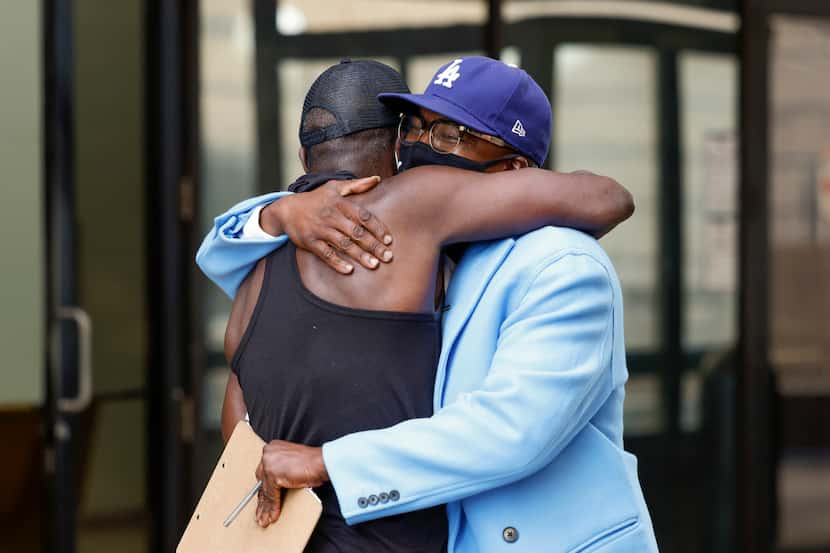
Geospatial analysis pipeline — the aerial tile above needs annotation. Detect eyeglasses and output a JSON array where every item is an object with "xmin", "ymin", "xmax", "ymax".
[{"xmin": 397, "ymin": 113, "xmax": 511, "ymax": 154}]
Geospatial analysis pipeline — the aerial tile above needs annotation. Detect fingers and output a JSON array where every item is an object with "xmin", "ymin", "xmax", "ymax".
[
  {"xmin": 256, "ymin": 489, "xmax": 268, "ymax": 526},
  {"xmin": 324, "ymin": 226, "xmax": 384, "ymax": 270},
  {"xmin": 335, "ymin": 200, "xmax": 393, "ymax": 260},
  {"xmin": 256, "ymin": 488, "xmax": 282, "ymax": 527},
  {"xmin": 309, "ymin": 239, "xmax": 354, "ymax": 274},
  {"xmin": 256, "ymin": 442, "xmax": 287, "ymax": 527},
  {"xmin": 269, "ymin": 489, "xmax": 283, "ymax": 524},
  {"xmin": 337, "ymin": 175, "xmax": 381, "ymax": 196},
  {"xmin": 255, "ymin": 460, "xmax": 271, "ymax": 526},
  {"xmin": 350, "ymin": 223, "xmax": 393, "ymax": 264}
]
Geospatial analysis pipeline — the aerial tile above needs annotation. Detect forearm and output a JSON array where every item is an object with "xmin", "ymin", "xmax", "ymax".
[
  {"xmin": 258, "ymin": 200, "xmax": 287, "ymax": 237},
  {"xmin": 194, "ymin": 192, "xmax": 291, "ymax": 298},
  {"xmin": 401, "ymin": 166, "xmax": 633, "ymax": 245},
  {"xmin": 479, "ymin": 169, "xmax": 634, "ymax": 238},
  {"xmin": 564, "ymin": 170, "xmax": 634, "ymax": 237},
  {"xmin": 325, "ymin": 362, "xmax": 610, "ymax": 525},
  {"xmin": 323, "ymin": 253, "xmax": 616, "ymax": 524},
  {"xmin": 221, "ymin": 373, "xmax": 247, "ymax": 444},
  {"xmin": 221, "ymin": 409, "xmax": 246, "ymax": 445}
]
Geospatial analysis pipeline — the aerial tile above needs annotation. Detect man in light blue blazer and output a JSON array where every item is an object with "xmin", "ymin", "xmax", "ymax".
[{"xmin": 197, "ymin": 57, "xmax": 658, "ymax": 552}]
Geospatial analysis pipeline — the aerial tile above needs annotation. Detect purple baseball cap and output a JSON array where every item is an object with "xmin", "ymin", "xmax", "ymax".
[{"xmin": 378, "ymin": 56, "xmax": 551, "ymax": 167}]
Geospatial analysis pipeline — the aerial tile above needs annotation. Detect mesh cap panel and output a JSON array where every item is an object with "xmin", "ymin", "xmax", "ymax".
[{"xmin": 299, "ymin": 59, "xmax": 410, "ymax": 148}]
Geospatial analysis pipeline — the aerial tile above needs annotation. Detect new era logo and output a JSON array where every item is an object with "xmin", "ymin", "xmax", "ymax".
[
  {"xmin": 512, "ymin": 119, "xmax": 526, "ymax": 137},
  {"xmin": 433, "ymin": 59, "xmax": 463, "ymax": 89}
]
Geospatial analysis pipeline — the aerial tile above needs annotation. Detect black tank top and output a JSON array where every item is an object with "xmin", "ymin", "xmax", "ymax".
[{"xmin": 232, "ymin": 244, "xmax": 448, "ymax": 553}]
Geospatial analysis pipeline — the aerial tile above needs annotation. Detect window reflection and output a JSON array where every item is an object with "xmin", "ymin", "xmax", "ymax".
[
  {"xmin": 678, "ymin": 51, "xmax": 738, "ymax": 434},
  {"xmin": 769, "ymin": 15, "xmax": 830, "ymax": 375},
  {"xmin": 680, "ymin": 51, "xmax": 738, "ymax": 352},
  {"xmin": 770, "ymin": 15, "xmax": 830, "ymax": 550},
  {"xmin": 554, "ymin": 45, "xmax": 659, "ymax": 351},
  {"xmin": 276, "ymin": 0, "xmax": 485, "ymax": 34},
  {"xmin": 553, "ymin": 44, "xmax": 660, "ymax": 435},
  {"xmin": 199, "ymin": 0, "xmax": 257, "ymax": 441}
]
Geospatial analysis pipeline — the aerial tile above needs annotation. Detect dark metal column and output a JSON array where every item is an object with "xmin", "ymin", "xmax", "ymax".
[
  {"xmin": 43, "ymin": 0, "xmax": 78, "ymax": 551},
  {"xmin": 255, "ymin": 0, "xmax": 280, "ymax": 192},
  {"xmin": 737, "ymin": 1, "xmax": 774, "ymax": 551},
  {"xmin": 484, "ymin": 0, "xmax": 502, "ymax": 59},
  {"xmin": 508, "ymin": 20, "xmax": 553, "ymax": 166},
  {"xmin": 145, "ymin": 0, "xmax": 196, "ymax": 550},
  {"xmin": 657, "ymin": 50, "xmax": 683, "ymax": 438}
]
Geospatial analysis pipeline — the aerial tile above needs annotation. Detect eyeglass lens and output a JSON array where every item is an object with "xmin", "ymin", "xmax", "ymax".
[{"xmin": 399, "ymin": 114, "xmax": 463, "ymax": 154}]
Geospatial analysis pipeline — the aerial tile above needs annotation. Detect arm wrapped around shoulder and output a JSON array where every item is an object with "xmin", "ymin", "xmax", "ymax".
[
  {"xmin": 195, "ymin": 191, "xmax": 290, "ymax": 299},
  {"xmin": 323, "ymin": 251, "xmax": 618, "ymax": 524}
]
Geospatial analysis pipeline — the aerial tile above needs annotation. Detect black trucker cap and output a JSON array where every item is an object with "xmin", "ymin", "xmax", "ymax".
[{"xmin": 299, "ymin": 59, "xmax": 410, "ymax": 148}]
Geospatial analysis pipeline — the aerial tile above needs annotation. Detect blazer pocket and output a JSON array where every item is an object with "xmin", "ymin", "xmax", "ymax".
[{"xmin": 567, "ymin": 517, "xmax": 639, "ymax": 553}]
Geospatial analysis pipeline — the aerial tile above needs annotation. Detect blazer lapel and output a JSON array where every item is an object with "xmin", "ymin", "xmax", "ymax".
[{"xmin": 434, "ymin": 238, "xmax": 515, "ymax": 408}]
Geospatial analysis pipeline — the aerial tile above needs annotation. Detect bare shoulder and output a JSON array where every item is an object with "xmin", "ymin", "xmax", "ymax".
[
  {"xmin": 360, "ymin": 166, "xmax": 472, "ymax": 227},
  {"xmin": 382, "ymin": 165, "xmax": 472, "ymax": 195},
  {"xmin": 223, "ymin": 258, "xmax": 268, "ymax": 363}
]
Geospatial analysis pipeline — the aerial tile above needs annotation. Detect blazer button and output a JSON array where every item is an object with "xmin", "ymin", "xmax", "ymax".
[
  {"xmin": 368, "ymin": 495, "xmax": 379, "ymax": 505},
  {"xmin": 502, "ymin": 527, "xmax": 519, "ymax": 543},
  {"xmin": 357, "ymin": 497, "xmax": 368, "ymax": 509},
  {"xmin": 389, "ymin": 490, "xmax": 400, "ymax": 501},
  {"xmin": 379, "ymin": 492, "xmax": 389, "ymax": 503}
]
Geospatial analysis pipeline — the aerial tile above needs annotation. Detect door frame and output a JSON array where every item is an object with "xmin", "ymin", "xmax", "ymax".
[
  {"xmin": 737, "ymin": 1, "xmax": 772, "ymax": 552},
  {"xmin": 43, "ymin": 0, "xmax": 82, "ymax": 551},
  {"xmin": 43, "ymin": 1, "xmax": 198, "ymax": 551},
  {"xmin": 145, "ymin": 0, "xmax": 200, "ymax": 551}
]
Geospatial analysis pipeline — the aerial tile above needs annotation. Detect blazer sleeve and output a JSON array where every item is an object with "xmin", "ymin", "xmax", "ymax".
[
  {"xmin": 322, "ymin": 251, "xmax": 618, "ymax": 525},
  {"xmin": 194, "ymin": 192, "xmax": 292, "ymax": 299}
]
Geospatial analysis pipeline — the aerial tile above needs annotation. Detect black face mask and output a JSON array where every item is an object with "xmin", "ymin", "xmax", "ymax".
[{"xmin": 397, "ymin": 141, "xmax": 520, "ymax": 173}]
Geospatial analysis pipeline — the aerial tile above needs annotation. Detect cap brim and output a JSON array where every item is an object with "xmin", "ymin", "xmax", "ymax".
[{"xmin": 378, "ymin": 92, "xmax": 499, "ymax": 137}]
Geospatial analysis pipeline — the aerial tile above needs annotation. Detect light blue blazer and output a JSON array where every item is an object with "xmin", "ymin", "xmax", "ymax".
[{"xmin": 196, "ymin": 193, "xmax": 659, "ymax": 553}]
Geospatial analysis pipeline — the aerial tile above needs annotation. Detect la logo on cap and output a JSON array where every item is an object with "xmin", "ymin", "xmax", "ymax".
[
  {"xmin": 433, "ymin": 59, "xmax": 463, "ymax": 89},
  {"xmin": 512, "ymin": 119, "xmax": 527, "ymax": 137}
]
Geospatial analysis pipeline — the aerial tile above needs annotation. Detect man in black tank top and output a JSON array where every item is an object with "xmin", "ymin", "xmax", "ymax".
[
  {"xmin": 232, "ymin": 243, "xmax": 447, "ymax": 553},
  {"xmin": 225, "ymin": 60, "xmax": 450, "ymax": 553},
  {"xmin": 220, "ymin": 60, "xmax": 634, "ymax": 552}
]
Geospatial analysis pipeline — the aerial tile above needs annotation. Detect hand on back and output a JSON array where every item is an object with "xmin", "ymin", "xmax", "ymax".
[{"xmin": 261, "ymin": 176, "xmax": 394, "ymax": 274}]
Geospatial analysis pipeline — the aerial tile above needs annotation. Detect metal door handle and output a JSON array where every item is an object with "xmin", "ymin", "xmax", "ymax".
[{"xmin": 52, "ymin": 307, "xmax": 93, "ymax": 413}]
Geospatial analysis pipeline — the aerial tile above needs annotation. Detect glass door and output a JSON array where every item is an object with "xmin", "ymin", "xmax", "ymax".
[
  {"xmin": 769, "ymin": 14, "xmax": 830, "ymax": 552},
  {"xmin": 547, "ymin": 29, "xmax": 739, "ymax": 552},
  {"xmin": 44, "ymin": 2, "xmax": 153, "ymax": 552}
]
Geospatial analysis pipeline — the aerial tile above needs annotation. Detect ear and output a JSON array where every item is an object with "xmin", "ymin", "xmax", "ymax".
[
  {"xmin": 299, "ymin": 147, "xmax": 309, "ymax": 173},
  {"xmin": 508, "ymin": 156, "xmax": 531, "ymax": 170}
]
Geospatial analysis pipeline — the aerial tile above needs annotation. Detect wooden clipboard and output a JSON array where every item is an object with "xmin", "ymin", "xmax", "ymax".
[{"xmin": 177, "ymin": 421, "xmax": 322, "ymax": 553}]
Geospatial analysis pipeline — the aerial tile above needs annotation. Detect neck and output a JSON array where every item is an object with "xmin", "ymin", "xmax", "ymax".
[{"xmin": 310, "ymin": 162, "xmax": 394, "ymax": 179}]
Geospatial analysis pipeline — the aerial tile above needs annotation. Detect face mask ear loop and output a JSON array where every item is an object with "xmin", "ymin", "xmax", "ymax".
[{"xmin": 394, "ymin": 114, "xmax": 405, "ymax": 173}]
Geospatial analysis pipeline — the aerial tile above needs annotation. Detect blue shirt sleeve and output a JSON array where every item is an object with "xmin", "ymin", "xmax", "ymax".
[
  {"xmin": 195, "ymin": 192, "xmax": 292, "ymax": 298},
  {"xmin": 322, "ymin": 251, "xmax": 617, "ymax": 524}
]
